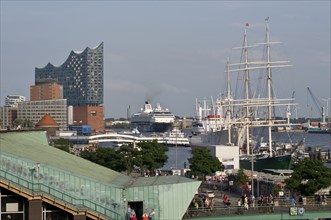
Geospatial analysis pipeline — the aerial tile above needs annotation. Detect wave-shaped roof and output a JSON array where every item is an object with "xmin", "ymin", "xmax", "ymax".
[{"xmin": 36, "ymin": 42, "xmax": 103, "ymax": 69}]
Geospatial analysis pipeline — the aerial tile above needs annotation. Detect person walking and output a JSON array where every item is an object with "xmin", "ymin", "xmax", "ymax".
[
  {"xmin": 290, "ymin": 196, "xmax": 296, "ymax": 206},
  {"xmin": 130, "ymin": 213, "xmax": 137, "ymax": 220},
  {"xmin": 149, "ymin": 209, "xmax": 155, "ymax": 220},
  {"xmin": 127, "ymin": 205, "xmax": 132, "ymax": 220},
  {"xmin": 237, "ymin": 199, "xmax": 242, "ymax": 214},
  {"xmin": 142, "ymin": 210, "xmax": 149, "ymax": 220}
]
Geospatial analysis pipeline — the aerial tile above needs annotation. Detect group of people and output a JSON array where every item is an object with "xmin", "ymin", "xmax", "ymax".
[
  {"xmin": 292, "ymin": 193, "xmax": 327, "ymax": 206},
  {"xmin": 127, "ymin": 206, "xmax": 137, "ymax": 220},
  {"xmin": 127, "ymin": 205, "xmax": 155, "ymax": 220},
  {"xmin": 256, "ymin": 194, "xmax": 275, "ymax": 213},
  {"xmin": 190, "ymin": 197, "xmax": 215, "ymax": 210},
  {"xmin": 316, "ymin": 193, "xmax": 328, "ymax": 205},
  {"xmin": 237, "ymin": 194, "xmax": 253, "ymax": 209},
  {"xmin": 202, "ymin": 196, "xmax": 215, "ymax": 209}
]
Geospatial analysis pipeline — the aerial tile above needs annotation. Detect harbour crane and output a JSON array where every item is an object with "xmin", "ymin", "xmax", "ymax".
[{"xmin": 307, "ymin": 87, "xmax": 325, "ymax": 123}]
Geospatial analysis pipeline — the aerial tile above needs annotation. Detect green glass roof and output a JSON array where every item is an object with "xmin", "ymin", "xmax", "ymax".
[{"xmin": 0, "ymin": 131, "xmax": 131, "ymax": 187}]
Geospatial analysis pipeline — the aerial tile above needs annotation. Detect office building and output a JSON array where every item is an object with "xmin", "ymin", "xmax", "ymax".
[
  {"xmin": 35, "ymin": 43, "xmax": 104, "ymax": 132},
  {"xmin": 17, "ymin": 99, "xmax": 68, "ymax": 130},
  {"xmin": 5, "ymin": 95, "xmax": 26, "ymax": 107},
  {"xmin": 0, "ymin": 106, "xmax": 17, "ymax": 129},
  {"xmin": 72, "ymin": 106, "xmax": 104, "ymax": 132},
  {"xmin": 30, "ymin": 79, "xmax": 63, "ymax": 101},
  {"xmin": 35, "ymin": 43, "xmax": 103, "ymax": 107}
]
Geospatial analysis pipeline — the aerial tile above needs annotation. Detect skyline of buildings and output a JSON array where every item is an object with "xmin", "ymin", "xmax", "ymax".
[
  {"xmin": 0, "ymin": 43, "xmax": 105, "ymax": 132},
  {"xmin": 35, "ymin": 43, "xmax": 104, "ymax": 107}
]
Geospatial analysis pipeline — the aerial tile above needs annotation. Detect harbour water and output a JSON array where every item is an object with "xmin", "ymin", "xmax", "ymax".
[
  {"xmin": 162, "ymin": 132, "xmax": 331, "ymax": 170},
  {"xmin": 109, "ymin": 128, "xmax": 330, "ymax": 170}
]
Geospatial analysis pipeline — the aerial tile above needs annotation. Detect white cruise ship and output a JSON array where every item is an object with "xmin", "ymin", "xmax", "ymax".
[{"xmin": 130, "ymin": 102, "xmax": 175, "ymax": 132}]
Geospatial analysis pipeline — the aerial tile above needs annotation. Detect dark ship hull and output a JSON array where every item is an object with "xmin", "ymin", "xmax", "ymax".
[
  {"xmin": 131, "ymin": 122, "xmax": 172, "ymax": 133},
  {"xmin": 239, "ymin": 154, "xmax": 294, "ymax": 172}
]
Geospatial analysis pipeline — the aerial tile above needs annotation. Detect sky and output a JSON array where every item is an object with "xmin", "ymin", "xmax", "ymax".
[{"xmin": 1, "ymin": 1, "xmax": 330, "ymax": 119}]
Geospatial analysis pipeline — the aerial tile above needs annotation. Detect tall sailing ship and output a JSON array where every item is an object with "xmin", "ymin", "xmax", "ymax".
[{"xmin": 189, "ymin": 18, "xmax": 305, "ymax": 171}]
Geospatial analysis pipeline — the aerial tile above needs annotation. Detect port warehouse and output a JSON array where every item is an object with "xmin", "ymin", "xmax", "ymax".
[{"xmin": 0, "ymin": 131, "xmax": 200, "ymax": 219}]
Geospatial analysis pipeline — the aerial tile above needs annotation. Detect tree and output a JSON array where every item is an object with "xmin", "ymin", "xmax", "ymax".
[
  {"xmin": 188, "ymin": 147, "xmax": 224, "ymax": 180},
  {"xmin": 80, "ymin": 141, "xmax": 168, "ymax": 175},
  {"xmin": 23, "ymin": 118, "xmax": 33, "ymax": 128},
  {"xmin": 53, "ymin": 138, "xmax": 73, "ymax": 153},
  {"xmin": 235, "ymin": 168, "xmax": 249, "ymax": 194},
  {"xmin": 285, "ymin": 158, "xmax": 331, "ymax": 196},
  {"xmin": 80, "ymin": 148, "xmax": 127, "ymax": 172},
  {"xmin": 13, "ymin": 118, "xmax": 23, "ymax": 128},
  {"xmin": 236, "ymin": 168, "xmax": 249, "ymax": 186},
  {"xmin": 109, "ymin": 123, "xmax": 130, "ymax": 129},
  {"xmin": 119, "ymin": 145, "xmax": 141, "ymax": 175},
  {"xmin": 138, "ymin": 141, "xmax": 168, "ymax": 172}
]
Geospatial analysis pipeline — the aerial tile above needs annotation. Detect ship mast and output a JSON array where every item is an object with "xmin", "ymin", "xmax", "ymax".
[
  {"xmin": 265, "ymin": 18, "xmax": 273, "ymax": 157},
  {"xmin": 226, "ymin": 59, "xmax": 232, "ymax": 144},
  {"xmin": 258, "ymin": 17, "xmax": 293, "ymax": 157},
  {"xmin": 227, "ymin": 19, "xmax": 293, "ymax": 156},
  {"xmin": 243, "ymin": 25, "xmax": 251, "ymax": 155}
]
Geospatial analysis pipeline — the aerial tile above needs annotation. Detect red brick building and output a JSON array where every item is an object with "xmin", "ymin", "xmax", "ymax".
[
  {"xmin": 30, "ymin": 80, "xmax": 63, "ymax": 101},
  {"xmin": 73, "ymin": 106, "xmax": 104, "ymax": 132}
]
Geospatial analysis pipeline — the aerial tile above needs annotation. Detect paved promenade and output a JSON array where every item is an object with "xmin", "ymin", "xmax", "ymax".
[
  {"xmin": 184, "ymin": 181, "xmax": 331, "ymax": 219},
  {"xmin": 183, "ymin": 198, "xmax": 331, "ymax": 219}
]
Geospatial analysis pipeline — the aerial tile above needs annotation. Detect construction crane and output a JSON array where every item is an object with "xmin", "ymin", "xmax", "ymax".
[
  {"xmin": 286, "ymin": 91, "xmax": 296, "ymax": 124},
  {"xmin": 307, "ymin": 87, "xmax": 325, "ymax": 123},
  {"xmin": 289, "ymin": 91, "xmax": 298, "ymax": 119}
]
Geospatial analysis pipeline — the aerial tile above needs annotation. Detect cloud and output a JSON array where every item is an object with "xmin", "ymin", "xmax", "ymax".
[
  {"xmin": 105, "ymin": 79, "xmax": 147, "ymax": 94},
  {"xmin": 144, "ymin": 83, "xmax": 190, "ymax": 103},
  {"xmin": 221, "ymin": 2, "xmax": 249, "ymax": 11},
  {"xmin": 107, "ymin": 53, "xmax": 126, "ymax": 63},
  {"xmin": 159, "ymin": 83, "xmax": 189, "ymax": 94},
  {"xmin": 104, "ymin": 79, "xmax": 189, "ymax": 97},
  {"xmin": 282, "ymin": 13, "xmax": 305, "ymax": 20},
  {"xmin": 311, "ymin": 50, "xmax": 331, "ymax": 66}
]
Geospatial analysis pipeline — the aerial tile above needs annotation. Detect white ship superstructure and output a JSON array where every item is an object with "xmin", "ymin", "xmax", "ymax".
[
  {"xmin": 130, "ymin": 102, "xmax": 175, "ymax": 132},
  {"xmin": 190, "ymin": 97, "xmax": 236, "ymax": 148}
]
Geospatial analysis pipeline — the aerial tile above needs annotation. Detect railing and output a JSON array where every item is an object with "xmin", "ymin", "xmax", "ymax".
[
  {"xmin": 0, "ymin": 169, "xmax": 122, "ymax": 220},
  {"xmin": 183, "ymin": 197, "xmax": 331, "ymax": 219}
]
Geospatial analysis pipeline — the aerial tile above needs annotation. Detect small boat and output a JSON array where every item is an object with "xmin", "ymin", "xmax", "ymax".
[{"xmin": 161, "ymin": 127, "xmax": 190, "ymax": 146}]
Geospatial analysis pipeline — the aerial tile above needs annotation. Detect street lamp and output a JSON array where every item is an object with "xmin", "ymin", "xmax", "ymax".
[
  {"xmin": 73, "ymin": 120, "xmax": 83, "ymax": 145},
  {"xmin": 257, "ymin": 175, "xmax": 260, "ymax": 198},
  {"xmin": 175, "ymin": 128, "xmax": 178, "ymax": 170},
  {"xmin": 29, "ymin": 167, "xmax": 35, "ymax": 192},
  {"xmin": 36, "ymin": 163, "xmax": 40, "ymax": 190},
  {"xmin": 251, "ymin": 154, "xmax": 254, "ymax": 197},
  {"xmin": 29, "ymin": 163, "xmax": 40, "ymax": 192}
]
